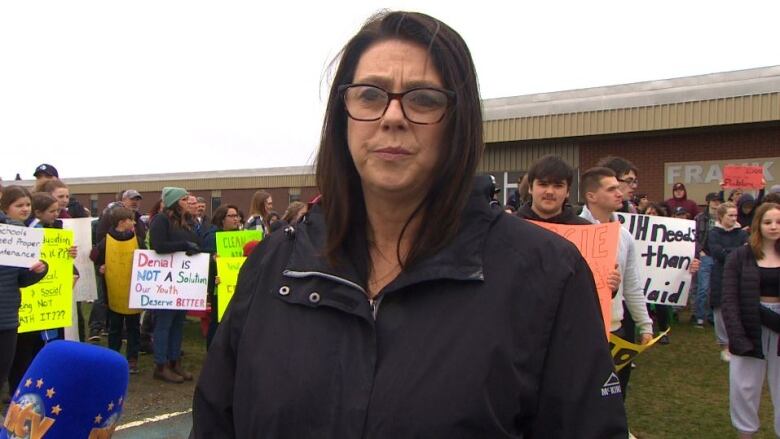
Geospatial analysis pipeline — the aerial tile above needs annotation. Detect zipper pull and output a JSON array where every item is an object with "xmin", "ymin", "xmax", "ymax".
[{"xmin": 369, "ymin": 298, "xmax": 378, "ymax": 320}]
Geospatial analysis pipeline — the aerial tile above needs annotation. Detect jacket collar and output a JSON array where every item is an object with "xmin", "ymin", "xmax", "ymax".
[
  {"xmin": 517, "ymin": 203, "xmax": 581, "ymax": 224},
  {"xmin": 284, "ymin": 188, "xmax": 500, "ymax": 295},
  {"xmin": 579, "ymin": 205, "xmax": 617, "ymax": 224}
]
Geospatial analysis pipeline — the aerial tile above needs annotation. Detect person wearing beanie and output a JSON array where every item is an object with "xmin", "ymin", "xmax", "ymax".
[{"xmin": 147, "ymin": 186, "xmax": 200, "ymax": 383}]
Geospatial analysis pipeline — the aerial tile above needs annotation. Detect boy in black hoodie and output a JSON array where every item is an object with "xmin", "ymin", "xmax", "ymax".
[{"xmin": 90, "ymin": 207, "xmax": 146, "ymax": 373}]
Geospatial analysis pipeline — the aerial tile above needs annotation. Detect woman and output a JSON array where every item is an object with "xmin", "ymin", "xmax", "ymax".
[
  {"xmin": 41, "ymin": 179, "xmax": 73, "ymax": 219},
  {"xmin": 722, "ymin": 202, "xmax": 780, "ymax": 438},
  {"xmin": 707, "ymin": 202, "xmax": 748, "ymax": 361},
  {"xmin": 147, "ymin": 187, "xmax": 200, "ymax": 384},
  {"xmin": 192, "ymin": 11, "xmax": 625, "ymax": 438},
  {"xmin": 245, "ymin": 190, "xmax": 272, "ymax": 234},
  {"xmin": 202, "ymin": 204, "xmax": 242, "ymax": 348},
  {"xmin": 0, "ymin": 186, "xmax": 47, "ymax": 397}
]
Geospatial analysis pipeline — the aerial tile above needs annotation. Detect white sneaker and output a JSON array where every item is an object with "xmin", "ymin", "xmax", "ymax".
[{"xmin": 720, "ymin": 350, "xmax": 732, "ymax": 362}]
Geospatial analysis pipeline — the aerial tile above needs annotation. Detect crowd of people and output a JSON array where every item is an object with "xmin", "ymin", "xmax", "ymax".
[{"xmin": 2, "ymin": 10, "xmax": 780, "ymax": 438}]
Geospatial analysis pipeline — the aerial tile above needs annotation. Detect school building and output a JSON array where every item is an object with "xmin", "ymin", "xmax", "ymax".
[{"xmin": 40, "ymin": 65, "xmax": 780, "ymax": 215}]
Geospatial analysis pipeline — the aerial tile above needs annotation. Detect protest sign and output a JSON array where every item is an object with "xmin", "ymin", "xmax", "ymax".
[
  {"xmin": 723, "ymin": 165, "xmax": 764, "ymax": 189},
  {"xmin": 616, "ymin": 213, "xmax": 696, "ymax": 306},
  {"xmin": 0, "ymin": 223, "xmax": 43, "ymax": 268},
  {"xmin": 529, "ymin": 221, "xmax": 620, "ymax": 338},
  {"xmin": 215, "ymin": 230, "xmax": 263, "ymax": 257},
  {"xmin": 61, "ymin": 218, "xmax": 97, "ymax": 301},
  {"xmin": 609, "ymin": 329, "xmax": 669, "ymax": 371},
  {"xmin": 129, "ymin": 250, "xmax": 209, "ymax": 310},
  {"xmin": 216, "ymin": 257, "xmax": 246, "ymax": 321},
  {"xmin": 19, "ymin": 229, "xmax": 74, "ymax": 333}
]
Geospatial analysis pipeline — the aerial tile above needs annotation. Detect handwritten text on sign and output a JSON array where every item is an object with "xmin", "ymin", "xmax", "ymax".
[
  {"xmin": 215, "ymin": 230, "xmax": 262, "ymax": 257},
  {"xmin": 529, "ymin": 221, "xmax": 619, "ymax": 338},
  {"xmin": 129, "ymin": 250, "xmax": 209, "ymax": 310},
  {"xmin": 723, "ymin": 165, "xmax": 764, "ymax": 189},
  {"xmin": 19, "ymin": 229, "xmax": 74, "ymax": 333},
  {"xmin": 0, "ymin": 223, "xmax": 43, "ymax": 268},
  {"xmin": 616, "ymin": 213, "xmax": 696, "ymax": 306},
  {"xmin": 216, "ymin": 257, "xmax": 246, "ymax": 321}
]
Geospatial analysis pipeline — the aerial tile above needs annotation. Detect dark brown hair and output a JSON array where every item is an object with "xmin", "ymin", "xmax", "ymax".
[
  {"xmin": 165, "ymin": 201, "xmax": 192, "ymax": 231},
  {"xmin": 1, "ymin": 185, "xmax": 32, "ymax": 213},
  {"xmin": 596, "ymin": 156, "xmax": 638, "ymax": 178},
  {"xmin": 749, "ymin": 202, "xmax": 780, "ymax": 260},
  {"xmin": 110, "ymin": 207, "xmax": 135, "ymax": 228},
  {"xmin": 580, "ymin": 167, "xmax": 616, "ymax": 201},
  {"xmin": 31, "ymin": 192, "xmax": 58, "ymax": 214},
  {"xmin": 211, "ymin": 204, "xmax": 240, "ymax": 230},
  {"xmin": 315, "ymin": 11, "xmax": 483, "ymax": 270},
  {"xmin": 527, "ymin": 155, "xmax": 574, "ymax": 188},
  {"xmin": 282, "ymin": 201, "xmax": 307, "ymax": 225}
]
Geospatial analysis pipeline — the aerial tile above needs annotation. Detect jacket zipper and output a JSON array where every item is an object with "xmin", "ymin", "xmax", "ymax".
[{"xmin": 283, "ymin": 270, "xmax": 381, "ymax": 319}]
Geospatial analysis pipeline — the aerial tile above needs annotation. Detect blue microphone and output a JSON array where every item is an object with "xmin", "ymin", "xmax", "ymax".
[{"xmin": 1, "ymin": 340, "xmax": 129, "ymax": 438}]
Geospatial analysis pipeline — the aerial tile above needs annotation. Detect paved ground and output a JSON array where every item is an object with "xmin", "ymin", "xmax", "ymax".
[{"xmin": 114, "ymin": 410, "xmax": 192, "ymax": 438}]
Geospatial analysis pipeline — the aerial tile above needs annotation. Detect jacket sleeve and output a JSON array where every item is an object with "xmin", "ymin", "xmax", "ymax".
[
  {"xmin": 149, "ymin": 215, "xmax": 190, "ymax": 254},
  {"xmin": 721, "ymin": 248, "xmax": 751, "ymax": 355},
  {"xmin": 621, "ymin": 233, "xmax": 653, "ymax": 335},
  {"xmin": 90, "ymin": 238, "xmax": 106, "ymax": 265},
  {"xmin": 191, "ymin": 241, "xmax": 265, "ymax": 438},
  {"xmin": 18, "ymin": 261, "xmax": 48, "ymax": 288},
  {"xmin": 707, "ymin": 230, "xmax": 737, "ymax": 264},
  {"xmin": 528, "ymin": 255, "xmax": 628, "ymax": 438}
]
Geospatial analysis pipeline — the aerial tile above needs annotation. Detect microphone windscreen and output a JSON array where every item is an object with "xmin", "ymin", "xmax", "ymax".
[{"xmin": 1, "ymin": 340, "xmax": 128, "ymax": 438}]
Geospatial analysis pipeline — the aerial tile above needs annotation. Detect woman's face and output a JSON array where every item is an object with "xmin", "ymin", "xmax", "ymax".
[
  {"xmin": 721, "ymin": 208, "xmax": 738, "ymax": 228},
  {"xmin": 177, "ymin": 196, "xmax": 190, "ymax": 212},
  {"xmin": 264, "ymin": 197, "xmax": 273, "ymax": 212},
  {"xmin": 37, "ymin": 203, "xmax": 60, "ymax": 225},
  {"xmin": 5, "ymin": 196, "xmax": 31, "ymax": 221},
  {"xmin": 347, "ymin": 39, "xmax": 446, "ymax": 202},
  {"xmin": 645, "ymin": 207, "xmax": 658, "ymax": 216},
  {"xmin": 222, "ymin": 208, "xmax": 241, "ymax": 231},
  {"xmin": 760, "ymin": 208, "xmax": 780, "ymax": 243},
  {"xmin": 52, "ymin": 187, "xmax": 69, "ymax": 209}
]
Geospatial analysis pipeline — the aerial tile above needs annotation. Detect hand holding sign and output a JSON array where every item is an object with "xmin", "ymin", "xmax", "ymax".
[{"xmin": 723, "ymin": 165, "xmax": 764, "ymax": 189}]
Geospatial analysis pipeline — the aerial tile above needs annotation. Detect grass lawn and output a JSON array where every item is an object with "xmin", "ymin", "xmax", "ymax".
[{"xmin": 627, "ymin": 310, "xmax": 775, "ymax": 438}]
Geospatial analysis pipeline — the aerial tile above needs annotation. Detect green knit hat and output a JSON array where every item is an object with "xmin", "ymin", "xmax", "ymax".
[{"xmin": 162, "ymin": 187, "xmax": 188, "ymax": 209}]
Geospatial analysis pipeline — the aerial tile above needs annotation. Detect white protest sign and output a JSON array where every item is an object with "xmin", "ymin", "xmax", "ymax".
[
  {"xmin": 61, "ymin": 218, "xmax": 97, "ymax": 301},
  {"xmin": 0, "ymin": 223, "xmax": 44, "ymax": 268},
  {"xmin": 129, "ymin": 250, "xmax": 209, "ymax": 310},
  {"xmin": 616, "ymin": 213, "xmax": 696, "ymax": 306}
]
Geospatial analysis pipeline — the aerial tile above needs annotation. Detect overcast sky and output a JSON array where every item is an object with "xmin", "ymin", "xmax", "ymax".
[{"xmin": 1, "ymin": 0, "xmax": 778, "ymax": 180}]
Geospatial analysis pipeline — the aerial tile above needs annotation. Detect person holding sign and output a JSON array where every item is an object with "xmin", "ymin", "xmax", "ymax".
[
  {"xmin": 722, "ymin": 202, "xmax": 780, "ymax": 438},
  {"xmin": 148, "ymin": 186, "xmax": 202, "ymax": 384},
  {"xmin": 0, "ymin": 186, "xmax": 48, "ymax": 403},
  {"xmin": 202, "ymin": 204, "xmax": 242, "ymax": 348},
  {"xmin": 515, "ymin": 155, "xmax": 593, "ymax": 226},
  {"xmin": 193, "ymin": 11, "xmax": 626, "ymax": 438},
  {"xmin": 579, "ymin": 168, "xmax": 653, "ymax": 401},
  {"xmin": 91, "ymin": 207, "xmax": 146, "ymax": 374}
]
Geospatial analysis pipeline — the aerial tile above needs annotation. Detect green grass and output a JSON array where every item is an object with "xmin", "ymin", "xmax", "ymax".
[{"xmin": 627, "ymin": 310, "xmax": 775, "ymax": 438}]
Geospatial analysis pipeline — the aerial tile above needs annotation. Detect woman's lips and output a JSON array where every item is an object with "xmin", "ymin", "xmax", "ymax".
[{"xmin": 373, "ymin": 146, "xmax": 411, "ymax": 160}]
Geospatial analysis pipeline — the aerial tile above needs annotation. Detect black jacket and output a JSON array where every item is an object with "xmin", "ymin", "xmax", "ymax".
[
  {"xmin": 706, "ymin": 225, "xmax": 748, "ymax": 308},
  {"xmin": 722, "ymin": 245, "xmax": 767, "ymax": 358},
  {"xmin": 694, "ymin": 210, "xmax": 715, "ymax": 255},
  {"xmin": 515, "ymin": 203, "xmax": 592, "ymax": 225},
  {"xmin": 192, "ymin": 191, "xmax": 627, "ymax": 438}
]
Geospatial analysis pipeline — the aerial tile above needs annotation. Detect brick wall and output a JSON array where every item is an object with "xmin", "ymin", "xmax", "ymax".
[{"xmin": 579, "ymin": 123, "xmax": 780, "ymax": 204}]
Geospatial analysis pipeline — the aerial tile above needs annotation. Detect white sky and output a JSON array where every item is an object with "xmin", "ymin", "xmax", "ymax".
[{"xmin": 1, "ymin": 0, "xmax": 778, "ymax": 180}]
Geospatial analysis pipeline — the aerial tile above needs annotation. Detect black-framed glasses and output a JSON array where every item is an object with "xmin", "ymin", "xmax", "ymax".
[
  {"xmin": 339, "ymin": 84, "xmax": 455, "ymax": 125},
  {"xmin": 618, "ymin": 178, "xmax": 639, "ymax": 187}
]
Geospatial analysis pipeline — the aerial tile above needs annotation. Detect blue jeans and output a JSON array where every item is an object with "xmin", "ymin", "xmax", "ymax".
[
  {"xmin": 153, "ymin": 310, "xmax": 186, "ymax": 365},
  {"xmin": 695, "ymin": 255, "xmax": 714, "ymax": 321}
]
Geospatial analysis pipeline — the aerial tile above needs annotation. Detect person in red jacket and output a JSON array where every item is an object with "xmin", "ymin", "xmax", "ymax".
[{"xmin": 665, "ymin": 182, "xmax": 700, "ymax": 219}]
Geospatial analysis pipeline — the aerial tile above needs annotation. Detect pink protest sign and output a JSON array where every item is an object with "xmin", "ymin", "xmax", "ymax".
[{"xmin": 723, "ymin": 165, "xmax": 763, "ymax": 189}]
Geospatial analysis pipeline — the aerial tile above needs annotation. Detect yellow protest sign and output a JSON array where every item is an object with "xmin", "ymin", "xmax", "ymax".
[
  {"xmin": 105, "ymin": 235, "xmax": 140, "ymax": 315},
  {"xmin": 216, "ymin": 230, "xmax": 263, "ymax": 257},
  {"xmin": 19, "ymin": 229, "xmax": 74, "ymax": 333},
  {"xmin": 529, "ymin": 221, "xmax": 620, "ymax": 339},
  {"xmin": 216, "ymin": 257, "xmax": 246, "ymax": 321},
  {"xmin": 609, "ymin": 329, "xmax": 669, "ymax": 371}
]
